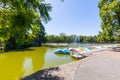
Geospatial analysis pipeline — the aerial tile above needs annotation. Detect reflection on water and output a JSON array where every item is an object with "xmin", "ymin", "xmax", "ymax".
[
  {"xmin": 0, "ymin": 47, "xmax": 76, "ymax": 80},
  {"xmin": 23, "ymin": 58, "xmax": 33, "ymax": 76}
]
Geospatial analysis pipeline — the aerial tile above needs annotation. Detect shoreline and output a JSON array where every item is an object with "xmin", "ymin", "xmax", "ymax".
[
  {"xmin": 21, "ymin": 60, "xmax": 80, "ymax": 80},
  {"xmin": 21, "ymin": 48, "xmax": 112, "ymax": 80}
]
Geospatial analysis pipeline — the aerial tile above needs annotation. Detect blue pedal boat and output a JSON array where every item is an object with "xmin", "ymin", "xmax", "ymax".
[{"xmin": 54, "ymin": 49, "xmax": 70, "ymax": 54}]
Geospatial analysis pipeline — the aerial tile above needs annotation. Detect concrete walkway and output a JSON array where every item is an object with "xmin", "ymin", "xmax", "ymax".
[{"xmin": 74, "ymin": 50, "xmax": 120, "ymax": 80}]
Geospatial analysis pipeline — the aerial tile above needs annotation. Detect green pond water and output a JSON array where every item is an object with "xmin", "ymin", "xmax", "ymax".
[
  {"xmin": 0, "ymin": 43, "xmax": 114, "ymax": 80},
  {"xmin": 0, "ymin": 46, "xmax": 77, "ymax": 80}
]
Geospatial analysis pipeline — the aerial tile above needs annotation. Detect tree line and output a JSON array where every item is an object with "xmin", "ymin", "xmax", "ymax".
[
  {"xmin": 45, "ymin": 34, "xmax": 97, "ymax": 43},
  {"xmin": 45, "ymin": 34, "xmax": 118, "ymax": 43}
]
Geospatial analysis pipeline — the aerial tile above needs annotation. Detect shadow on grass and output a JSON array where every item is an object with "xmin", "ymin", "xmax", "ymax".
[{"xmin": 21, "ymin": 67, "xmax": 64, "ymax": 80}]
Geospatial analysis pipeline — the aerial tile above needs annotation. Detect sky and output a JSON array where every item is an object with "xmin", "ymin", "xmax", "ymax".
[{"xmin": 44, "ymin": 0, "xmax": 101, "ymax": 36}]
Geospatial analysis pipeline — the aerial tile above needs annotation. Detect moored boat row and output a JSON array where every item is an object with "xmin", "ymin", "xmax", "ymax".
[{"xmin": 54, "ymin": 44, "xmax": 117, "ymax": 59}]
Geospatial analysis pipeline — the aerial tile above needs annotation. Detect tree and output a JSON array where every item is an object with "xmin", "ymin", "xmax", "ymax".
[
  {"xmin": 97, "ymin": 31, "xmax": 105, "ymax": 43},
  {"xmin": 33, "ymin": 22, "xmax": 47, "ymax": 46},
  {"xmin": 98, "ymin": 0, "xmax": 120, "ymax": 42},
  {"xmin": 0, "ymin": 0, "xmax": 52, "ymax": 50}
]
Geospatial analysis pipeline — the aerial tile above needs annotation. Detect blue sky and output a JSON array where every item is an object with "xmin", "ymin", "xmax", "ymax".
[{"xmin": 44, "ymin": 0, "xmax": 101, "ymax": 36}]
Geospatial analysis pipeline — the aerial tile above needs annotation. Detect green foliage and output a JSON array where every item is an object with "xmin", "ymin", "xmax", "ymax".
[
  {"xmin": 33, "ymin": 22, "xmax": 46, "ymax": 46},
  {"xmin": 45, "ymin": 35, "xmax": 74, "ymax": 43},
  {"xmin": 45, "ymin": 34, "xmax": 98, "ymax": 43},
  {"xmin": 98, "ymin": 0, "xmax": 120, "ymax": 42},
  {"xmin": 0, "ymin": 0, "xmax": 52, "ymax": 50}
]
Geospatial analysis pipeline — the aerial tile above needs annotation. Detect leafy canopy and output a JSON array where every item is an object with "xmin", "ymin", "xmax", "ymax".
[
  {"xmin": 98, "ymin": 0, "xmax": 120, "ymax": 42},
  {"xmin": 0, "ymin": 0, "xmax": 52, "ymax": 45}
]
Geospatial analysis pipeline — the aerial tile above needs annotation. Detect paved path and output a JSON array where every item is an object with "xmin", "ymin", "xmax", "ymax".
[{"xmin": 74, "ymin": 50, "xmax": 120, "ymax": 80}]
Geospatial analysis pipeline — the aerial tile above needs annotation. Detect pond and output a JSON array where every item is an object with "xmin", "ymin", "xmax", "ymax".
[
  {"xmin": 0, "ymin": 46, "xmax": 77, "ymax": 80},
  {"xmin": 0, "ymin": 43, "xmax": 114, "ymax": 80}
]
